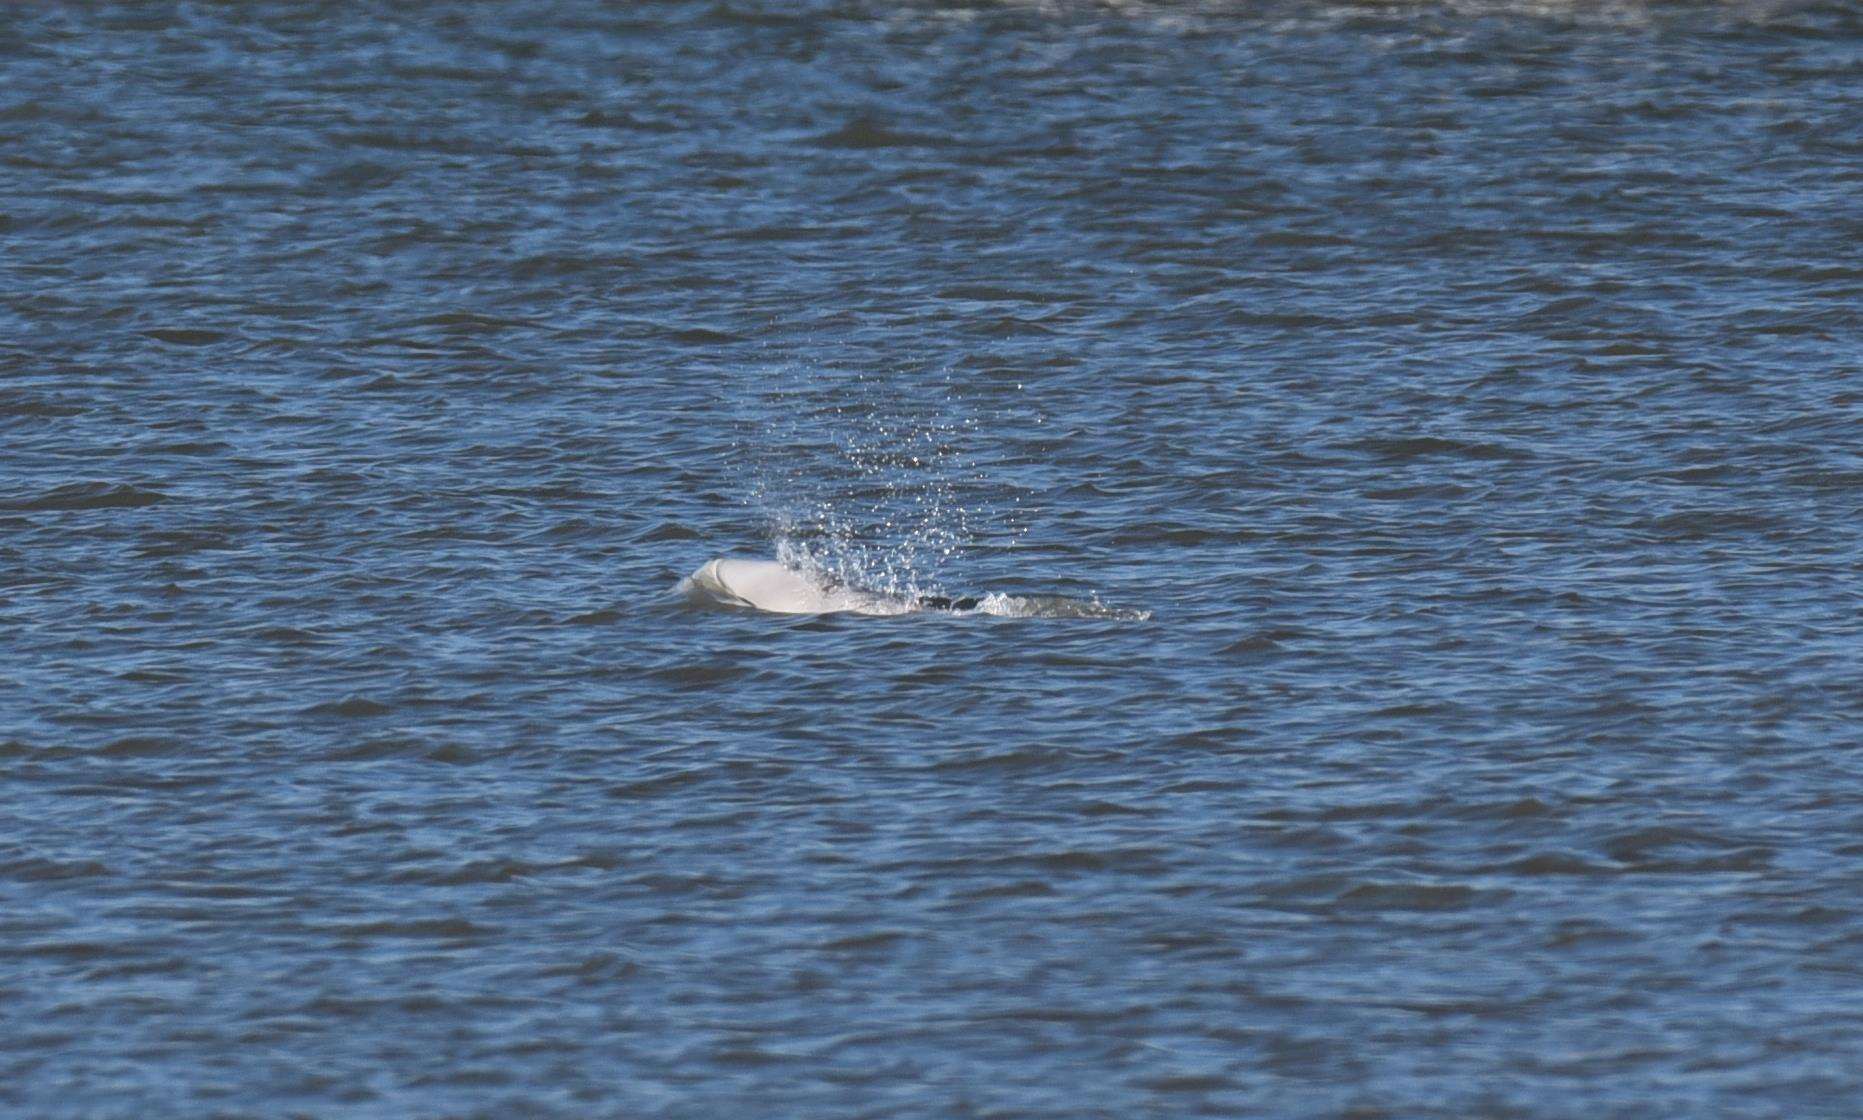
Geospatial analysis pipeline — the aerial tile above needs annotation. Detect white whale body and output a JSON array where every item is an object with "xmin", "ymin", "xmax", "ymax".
[
  {"xmin": 677, "ymin": 557, "xmax": 1151, "ymax": 620},
  {"xmin": 681, "ymin": 558, "xmax": 910, "ymax": 615}
]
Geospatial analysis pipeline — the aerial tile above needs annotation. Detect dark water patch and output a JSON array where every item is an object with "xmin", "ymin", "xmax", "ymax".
[
  {"xmin": 1335, "ymin": 882, "xmax": 1497, "ymax": 913},
  {"xmin": 0, "ymin": 739, "xmax": 80, "ymax": 761},
  {"xmin": 1642, "ymin": 508, "xmax": 1785, "ymax": 540},
  {"xmin": 1336, "ymin": 436, "xmax": 1535, "ymax": 463},
  {"xmin": 1451, "ymin": 797, "xmax": 1564, "ymax": 822},
  {"xmin": 643, "ymin": 662, "xmax": 749, "ymax": 688},
  {"xmin": 80, "ymin": 957, "xmax": 193, "ymax": 982},
  {"xmin": 247, "ymin": 626, "xmax": 332, "ymax": 647},
  {"xmin": 6, "ymin": 482, "xmax": 170, "ymax": 511},
  {"xmin": 141, "ymin": 328, "xmax": 226, "ymax": 347},
  {"xmin": 809, "ymin": 116, "xmax": 950, "ymax": 150},
  {"xmin": 937, "ymin": 285, "xmax": 1056, "ymax": 304},
  {"xmin": 603, "ymin": 769, "xmax": 712, "ymax": 800},
  {"xmin": 96, "ymin": 736, "xmax": 185, "ymax": 758},
  {"xmin": 136, "ymin": 440, "xmax": 236, "ymax": 459},
  {"xmin": 576, "ymin": 107, "xmax": 680, "ymax": 132},
  {"xmin": 0, "ymin": 939, "xmax": 152, "ymax": 963},
  {"xmin": 1600, "ymin": 826, "xmax": 1778, "ymax": 873},
  {"xmin": 562, "ymin": 607, "xmax": 621, "ymax": 625},
  {"xmin": 634, "ymin": 520, "xmax": 700, "ymax": 543},
  {"xmin": 388, "ymin": 859, "xmax": 588, "ymax": 887},
  {"xmin": 538, "ymin": 952, "xmax": 642, "ymax": 982},
  {"xmin": 301, "ymin": 697, "xmax": 395, "ymax": 719},
  {"xmin": 0, "ymin": 856, "xmax": 112, "ymax": 882},
  {"xmin": 133, "ymin": 530, "xmax": 238, "ymax": 558},
  {"xmin": 1489, "ymin": 851, "xmax": 1613, "ymax": 877},
  {"xmin": 927, "ymin": 746, "xmax": 1093, "ymax": 773},
  {"xmin": 322, "ymin": 918, "xmax": 497, "ymax": 941},
  {"xmin": 1133, "ymin": 1072, "xmax": 1240, "ymax": 1094},
  {"xmin": 1219, "ymin": 632, "xmax": 1290, "ymax": 658},
  {"xmin": 0, "ymin": 391, "xmax": 87, "ymax": 419},
  {"xmin": 957, "ymin": 879, "xmax": 1058, "ymax": 901},
  {"xmin": 326, "ymin": 736, "xmax": 471, "ymax": 763}
]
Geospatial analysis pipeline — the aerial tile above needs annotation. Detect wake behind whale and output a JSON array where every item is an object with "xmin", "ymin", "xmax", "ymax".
[{"xmin": 678, "ymin": 558, "xmax": 1148, "ymax": 620}]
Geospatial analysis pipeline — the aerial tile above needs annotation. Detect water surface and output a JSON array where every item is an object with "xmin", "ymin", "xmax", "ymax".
[{"xmin": 3, "ymin": 2, "xmax": 1861, "ymax": 1117}]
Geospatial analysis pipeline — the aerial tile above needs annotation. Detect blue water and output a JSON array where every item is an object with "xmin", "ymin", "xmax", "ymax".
[{"xmin": 4, "ymin": 2, "xmax": 1861, "ymax": 1116}]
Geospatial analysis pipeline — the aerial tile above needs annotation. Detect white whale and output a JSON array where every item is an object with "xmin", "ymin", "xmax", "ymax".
[
  {"xmin": 678, "ymin": 557, "xmax": 1148, "ymax": 620},
  {"xmin": 682, "ymin": 558, "xmax": 909, "ymax": 615}
]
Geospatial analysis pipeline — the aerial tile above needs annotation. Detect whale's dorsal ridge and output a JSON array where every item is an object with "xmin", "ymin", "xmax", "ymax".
[{"xmin": 685, "ymin": 556, "xmax": 921, "ymax": 615}]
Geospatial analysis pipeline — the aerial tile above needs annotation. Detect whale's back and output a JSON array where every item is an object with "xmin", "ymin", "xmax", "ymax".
[
  {"xmin": 685, "ymin": 558, "xmax": 858, "ymax": 614},
  {"xmin": 678, "ymin": 557, "xmax": 1147, "ymax": 619}
]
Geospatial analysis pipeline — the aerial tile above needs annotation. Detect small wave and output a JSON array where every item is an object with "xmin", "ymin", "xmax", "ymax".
[
  {"xmin": 6, "ymin": 481, "xmax": 170, "ymax": 511},
  {"xmin": 301, "ymin": 696, "xmax": 394, "ymax": 718},
  {"xmin": 809, "ymin": 116, "xmax": 952, "ymax": 151}
]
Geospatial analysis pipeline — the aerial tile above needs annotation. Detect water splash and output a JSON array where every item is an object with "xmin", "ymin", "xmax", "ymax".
[
  {"xmin": 971, "ymin": 592, "xmax": 1153, "ymax": 622},
  {"xmin": 717, "ymin": 364, "xmax": 1143, "ymax": 619},
  {"xmin": 735, "ymin": 364, "xmax": 1011, "ymax": 600}
]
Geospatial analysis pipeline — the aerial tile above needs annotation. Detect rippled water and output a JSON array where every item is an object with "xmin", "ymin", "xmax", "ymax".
[{"xmin": 5, "ymin": 2, "xmax": 1861, "ymax": 1116}]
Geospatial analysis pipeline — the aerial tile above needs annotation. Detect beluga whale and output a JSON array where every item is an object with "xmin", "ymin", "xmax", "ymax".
[
  {"xmin": 680, "ymin": 558, "xmax": 976, "ymax": 616},
  {"xmin": 677, "ymin": 557, "xmax": 1147, "ymax": 620}
]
